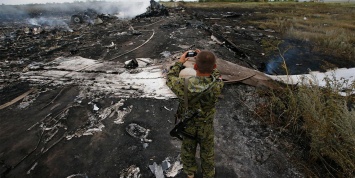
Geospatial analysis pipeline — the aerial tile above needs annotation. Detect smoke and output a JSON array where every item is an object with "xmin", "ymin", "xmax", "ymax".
[
  {"xmin": 264, "ymin": 40, "xmax": 306, "ymax": 75},
  {"xmin": 265, "ymin": 47, "xmax": 302, "ymax": 75},
  {"xmin": 0, "ymin": 1, "xmax": 151, "ymax": 21},
  {"xmin": 265, "ymin": 58, "xmax": 281, "ymax": 75},
  {"xmin": 92, "ymin": 1, "xmax": 150, "ymax": 19},
  {"xmin": 27, "ymin": 17, "xmax": 73, "ymax": 32},
  {"xmin": 264, "ymin": 40, "xmax": 327, "ymax": 75},
  {"xmin": 0, "ymin": 5, "xmax": 31, "ymax": 21}
]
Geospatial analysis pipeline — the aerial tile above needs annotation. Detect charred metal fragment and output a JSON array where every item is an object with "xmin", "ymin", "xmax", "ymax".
[
  {"xmin": 126, "ymin": 123, "xmax": 152, "ymax": 143},
  {"xmin": 135, "ymin": 0, "xmax": 169, "ymax": 19},
  {"xmin": 124, "ymin": 59, "xmax": 139, "ymax": 69},
  {"xmin": 71, "ymin": 8, "xmax": 97, "ymax": 24},
  {"xmin": 222, "ymin": 12, "xmax": 242, "ymax": 18},
  {"xmin": 201, "ymin": 24, "xmax": 259, "ymax": 70},
  {"xmin": 223, "ymin": 37, "xmax": 258, "ymax": 70}
]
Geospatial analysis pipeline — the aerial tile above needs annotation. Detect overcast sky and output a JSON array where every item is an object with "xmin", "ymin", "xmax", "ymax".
[
  {"xmin": 2, "ymin": 0, "xmax": 72, "ymax": 5},
  {"xmin": 1, "ymin": 0, "xmax": 352, "ymax": 5},
  {"xmin": 0, "ymin": 0, "xmax": 198, "ymax": 5}
]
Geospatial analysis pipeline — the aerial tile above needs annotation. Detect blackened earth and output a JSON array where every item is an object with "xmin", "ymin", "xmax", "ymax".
[{"xmin": 1, "ymin": 3, "xmax": 347, "ymax": 178}]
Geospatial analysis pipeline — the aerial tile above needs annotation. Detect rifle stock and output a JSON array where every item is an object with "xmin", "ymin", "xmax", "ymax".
[{"xmin": 170, "ymin": 112, "xmax": 199, "ymax": 141}]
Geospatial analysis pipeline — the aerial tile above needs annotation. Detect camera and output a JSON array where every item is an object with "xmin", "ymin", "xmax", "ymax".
[{"xmin": 186, "ymin": 51, "xmax": 197, "ymax": 57}]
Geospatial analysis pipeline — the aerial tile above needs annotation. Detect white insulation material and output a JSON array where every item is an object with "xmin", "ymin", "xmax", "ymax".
[
  {"xmin": 267, "ymin": 68, "xmax": 355, "ymax": 96},
  {"xmin": 21, "ymin": 56, "xmax": 175, "ymax": 99}
]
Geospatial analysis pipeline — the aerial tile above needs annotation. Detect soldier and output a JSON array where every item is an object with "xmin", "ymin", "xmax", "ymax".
[{"xmin": 166, "ymin": 50, "xmax": 224, "ymax": 178}]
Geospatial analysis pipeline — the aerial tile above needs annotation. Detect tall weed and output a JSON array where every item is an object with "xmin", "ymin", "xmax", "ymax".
[
  {"xmin": 299, "ymin": 78, "xmax": 355, "ymax": 176},
  {"xmin": 266, "ymin": 76, "xmax": 355, "ymax": 176}
]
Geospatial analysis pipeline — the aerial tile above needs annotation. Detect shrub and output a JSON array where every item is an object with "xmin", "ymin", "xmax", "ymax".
[{"xmin": 265, "ymin": 76, "xmax": 355, "ymax": 177}]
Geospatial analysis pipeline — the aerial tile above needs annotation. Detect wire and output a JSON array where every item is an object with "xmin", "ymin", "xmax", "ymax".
[{"xmin": 109, "ymin": 30, "xmax": 155, "ymax": 60}]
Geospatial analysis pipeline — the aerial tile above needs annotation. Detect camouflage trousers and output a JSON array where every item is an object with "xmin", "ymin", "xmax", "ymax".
[{"xmin": 181, "ymin": 121, "xmax": 215, "ymax": 178}]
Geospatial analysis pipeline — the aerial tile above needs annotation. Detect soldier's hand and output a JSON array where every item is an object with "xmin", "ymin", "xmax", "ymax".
[
  {"xmin": 194, "ymin": 49, "xmax": 201, "ymax": 60},
  {"xmin": 179, "ymin": 51, "xmax": 189, "ymax": 63}
]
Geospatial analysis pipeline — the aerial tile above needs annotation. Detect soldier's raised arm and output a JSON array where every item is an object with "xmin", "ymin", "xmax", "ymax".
[{"xmin": 166, "ymin": 51, "xmax": 189, "ymax": 99}]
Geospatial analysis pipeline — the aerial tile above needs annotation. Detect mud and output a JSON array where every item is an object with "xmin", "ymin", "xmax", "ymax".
[{"xmin": 1, "ymin": 2, "xmax": 348, "ymax": 178}]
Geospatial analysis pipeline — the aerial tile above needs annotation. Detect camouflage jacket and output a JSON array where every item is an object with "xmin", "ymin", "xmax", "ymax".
[{"xmin": 166, "ymin": 62, "xmax": 224, "ymax": 123}]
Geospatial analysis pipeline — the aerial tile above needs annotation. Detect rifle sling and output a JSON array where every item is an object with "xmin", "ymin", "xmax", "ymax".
[
  {"xmin": 184, "ymin": 76, "xmax": 217, "ymax": 110},
  {"xmin": 174, "ymin": 77, "xmax": 216, "ymax": 140}
]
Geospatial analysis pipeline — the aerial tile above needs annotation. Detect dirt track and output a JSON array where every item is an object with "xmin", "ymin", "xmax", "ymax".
[{"xmin": 0, "ymin": 3, "xmax": 316, "ymax": 177}]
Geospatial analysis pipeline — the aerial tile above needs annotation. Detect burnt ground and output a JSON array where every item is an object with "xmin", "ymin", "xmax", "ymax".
[{"xmin": 0, "ymin": 3, "xmax": 349, "ymax": 178}]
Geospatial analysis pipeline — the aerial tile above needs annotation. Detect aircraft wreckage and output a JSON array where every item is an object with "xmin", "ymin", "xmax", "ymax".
[
  {"xmin": 16, "ymin": 55, "xmax": 277, "ymax": 99},
  {"xmin": 1, "ymin": 1, "xmax": 355, "ymax": 177},
  {"xmin": 2, "ymin": 53, "xmax": 354, "ymax": 111}
]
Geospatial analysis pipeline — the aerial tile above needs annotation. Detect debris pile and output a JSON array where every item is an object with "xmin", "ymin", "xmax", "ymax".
[
  {"xmin": 20, "ymin": 56, "xmax": 175, "ymax": 99},
  {"xmin": 71, "ymin": 8, "xmax": 113, "ymax": 25},
  {"xmin": 0, "ymin": 2, "xmax": 318, "ymax": 178},
  {"xmin": 0, "ymin": 12, "xmax": 133, "ymax": 89},
  {"xmin": 27, "ymin": 17, "xmax": 73, "ymax": 32},
  {"xmin": 149, "ymin": 156, "xmax": 183, "ymax": 178},
  {"xmin": 135, "ymin": 0, "xmax": 169, "ymax": 19},
  {"xmin": 71, "ymin": 8, "xmax": 97, "ymax": 24},
  {"xmin": 126, "ymin": 123, "xmax": 152, "ymax": 143},
  {"xmin": 120, "ymin": 165, "xmax": 141, "ymax": 178}
]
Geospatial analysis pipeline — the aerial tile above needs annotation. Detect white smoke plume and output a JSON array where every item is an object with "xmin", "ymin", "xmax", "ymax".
[
  {"xmin": 0, "ymin": 1, "xmax": 151, "ymax": 20},
  {"xmin": 93, "ymin": 1, "xmax": 151, "ymax": 18},
  {"xmin": 27, "ymin": 17, "xmax": 73, "ymax": 32}
]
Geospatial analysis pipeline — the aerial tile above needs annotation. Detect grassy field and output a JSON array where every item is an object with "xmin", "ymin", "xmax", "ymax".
[
  {"xmin": 253, "ymin": 3, "xmax": 355, "ymax": 61},
  {"xmin": 165, "ymin": 2, "xmax": 355, "ymax": 61},
  {"xmin": 253, "ymin": 3, "xmax": 355, "ymax": 176}
]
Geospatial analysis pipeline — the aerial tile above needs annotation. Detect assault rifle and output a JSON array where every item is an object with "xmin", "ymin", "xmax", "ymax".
[
  {"xmin": 169, "ymin": 76, "xmax": 217, "ymax": 141},
  {"xmin": 169, "ymin": 111, "xmax": 199, "ymax": 141}
]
